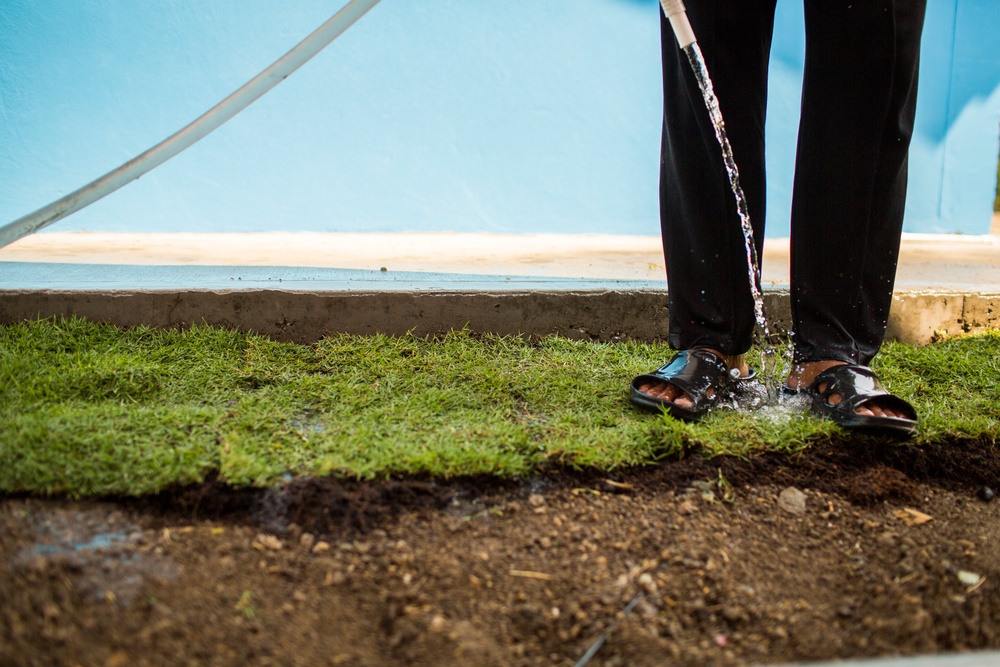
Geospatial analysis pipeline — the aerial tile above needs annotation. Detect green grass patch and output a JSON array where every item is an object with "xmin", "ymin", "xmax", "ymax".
[{"xmin": 2, "ymin": 318, "xmax": 999, "ymax": 497}]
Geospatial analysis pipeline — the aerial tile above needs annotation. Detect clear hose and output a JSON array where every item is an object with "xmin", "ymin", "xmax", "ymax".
[{"xmin": 0, "ymin": 0, "xmax": 383, "ymax": 250}]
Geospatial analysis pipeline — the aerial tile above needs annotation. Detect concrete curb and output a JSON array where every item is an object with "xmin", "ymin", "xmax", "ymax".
[
  {"xmin": 769, "ymin": 650, "xmax": 1000, "ymax": 667},
  {"xmin": 2, "ymin": 289, "xmax": 997, "ymax": 345}
]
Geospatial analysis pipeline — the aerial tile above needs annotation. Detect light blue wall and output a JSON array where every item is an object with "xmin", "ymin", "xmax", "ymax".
[
  {"xmin": 1, "ymin": 0, "xmax": 997, "ymax": 237},
  {"xmin": 905, "ymin": 0, "xmax": 1000, "ymax": 233}
]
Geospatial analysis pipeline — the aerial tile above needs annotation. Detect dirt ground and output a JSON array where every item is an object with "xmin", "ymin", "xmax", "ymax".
[{"xmin": 2, "ymin": 438, "xmax": 999, "ymax": 667}]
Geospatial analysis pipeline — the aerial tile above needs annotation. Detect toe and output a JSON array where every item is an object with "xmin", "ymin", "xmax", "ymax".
[
  {"xmin": 869, "ymin": 404, "xmax": 890, "ymax": 418},
  {"xmin": 671, "ymin": 392, "xmax": 695, "ymax": 409},
  {"xmin": 637, "ymin": 380, "xmax": 690, "ymax": 406},
  {"xmin": 855, "ymin": 400, "xmax": 906, "ymax": 420}
]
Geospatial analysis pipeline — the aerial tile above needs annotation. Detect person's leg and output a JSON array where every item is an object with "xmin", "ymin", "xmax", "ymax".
[
  {"xmin": 659, "ymin": 0, "xmax": 775, "ymax": 355},
  {"xmin": 787, "ymin": 0, "xmax": 926, "ymax": 419},
  {"xmin": 638, "ymin": 0, "xmax": 776, "ymax": 409}
]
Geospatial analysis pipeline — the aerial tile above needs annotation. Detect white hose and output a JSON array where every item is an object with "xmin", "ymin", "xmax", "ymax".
[
  {"xmin": 0, "ymin": 0, "xmax": 383, "ymax": 250},
  {"xmin": 660, "ymin": 0, "xmax": 697, "ymax": 48}
]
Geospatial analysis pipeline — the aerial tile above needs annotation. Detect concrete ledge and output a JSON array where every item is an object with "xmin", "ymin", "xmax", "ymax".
[
  {"xmin": 886, "ymin": 293, "xmax": 1000, "ymax": 343},
  {"xmin": 2, "ymin": 289, "xmax": 996, "ymax": 345},
  {"xmin": 771, "ymin": 650, "xmax": 1000, "ymax": 667}
]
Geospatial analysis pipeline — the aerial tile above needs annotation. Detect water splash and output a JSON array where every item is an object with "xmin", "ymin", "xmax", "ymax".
[{"xmin": 718, "ymin": 383, "xmax": 811, "ymax": 424}]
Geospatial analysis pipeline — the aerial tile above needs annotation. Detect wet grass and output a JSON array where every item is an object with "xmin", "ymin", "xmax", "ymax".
[{"xmin": 1, "ymin": 318, "xmax": 998, "ymax": 497}]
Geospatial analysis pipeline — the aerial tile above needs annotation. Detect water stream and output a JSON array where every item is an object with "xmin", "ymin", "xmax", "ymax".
[{"xmin": 681, "ymin": 42, "xmax": 781, "ymax": 400}]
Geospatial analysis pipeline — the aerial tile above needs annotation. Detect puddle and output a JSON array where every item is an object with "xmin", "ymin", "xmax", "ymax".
[{"xmin": 13, "ymin": 503, "xmax": 178, "ymax": 605}]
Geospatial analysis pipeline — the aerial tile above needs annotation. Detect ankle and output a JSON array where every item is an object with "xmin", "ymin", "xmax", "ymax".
[
  {"xmin": 696, "ymin": 348, "xmax": 750, "ymax": 379},
  {"xmin": 786, "ymin": 360, "xmax": 847, "ymax": 390}
]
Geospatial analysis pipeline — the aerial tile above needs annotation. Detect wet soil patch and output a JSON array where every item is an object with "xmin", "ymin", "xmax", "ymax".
[{"xmin": 3, "ymin": 437, "xmax": 998, "ymax": 666}]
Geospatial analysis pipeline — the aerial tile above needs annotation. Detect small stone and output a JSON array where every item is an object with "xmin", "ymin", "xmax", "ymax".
[
  {"xmin": 528, "ymin": 494, "xmax": 546, "ymax": 508},
  {"xmin": 778, "ymin": 487, "xmax": 807, "ymax": 516},
  {"xmin": 907, "ymin": 609, "xmax": 932, "ymax": 634},
  {"xmin": 721, "ymin": 606, "xmax": 744, "ymax": 623},
  {"xmin": 678, "ymin": 500, "xmax": 699, "ymax": 516},
  {"xmin": 956, "ymin": 570, "xmax": 982, "ymax": 586},
  {"xmin": 286, "ymin": 523, "xmax": 303, "ymax": 541},
  {"xmin": 299, "ymin": 533, "xmax": 315, "ymax": 551},
  {"xmin": 324, "ymin": 570, "xmax": 347, "ymax": 586},
  {"xmin": 252, "ymin": 534, "xmax": 283, "ymax": 551},
  {"xmin": 980, "ymin": 486, "xmax": 995, "ymax": 502},
  {"xmin": 312, "ymin": 541, "xmax": 331, "ymax": 554},
  {"xmin": 636, "ymin": 598, "xmax": 659, "ymax": 619},
  {"xmin": 876, "ymin": 531, "xmax": 898, "ymax": 548}
]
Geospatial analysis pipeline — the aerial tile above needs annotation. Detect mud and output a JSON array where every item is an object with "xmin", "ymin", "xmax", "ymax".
[{"xmin": 2, "ymin": 437, "xmax": 998, "ymax": 666}]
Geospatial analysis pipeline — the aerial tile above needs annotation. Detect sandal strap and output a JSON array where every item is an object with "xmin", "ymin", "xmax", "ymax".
[
  {"xmin": 811, "ymin": 364, "xmax": 917, "ymax": 419},
  {"xmin": 631, "ymin": 349, "xmax": 729, "ymax": 405}
]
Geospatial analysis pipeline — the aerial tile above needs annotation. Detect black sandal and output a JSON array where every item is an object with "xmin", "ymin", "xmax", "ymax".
[
  {"xmin": 630, "ymin": 349, "xmax": 745, "ymax": 422},
  {"xmin": 804, "ymin": 364, "xmax": 918, "ymax": 437}
]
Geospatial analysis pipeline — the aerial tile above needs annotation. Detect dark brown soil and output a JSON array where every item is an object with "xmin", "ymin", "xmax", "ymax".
[{"xmin": 2, "ymin": 438, "xmax": 999, "ymax": 666}]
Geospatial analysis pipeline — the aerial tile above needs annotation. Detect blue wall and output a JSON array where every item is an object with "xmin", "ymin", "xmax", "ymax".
[{"xmin": 1, "ymin": 0, "xmax": 997, "ymax": 237}]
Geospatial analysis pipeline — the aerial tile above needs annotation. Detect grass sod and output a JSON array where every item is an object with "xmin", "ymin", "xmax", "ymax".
[{"xmin": 1, "ymin": 318, "xmax": 998, "ymax": 497}]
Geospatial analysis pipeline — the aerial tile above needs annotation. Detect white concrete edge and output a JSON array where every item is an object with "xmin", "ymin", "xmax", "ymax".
[{"xmin": 766, "ymin": 650, "xmax": 1000, "ymax": 667}]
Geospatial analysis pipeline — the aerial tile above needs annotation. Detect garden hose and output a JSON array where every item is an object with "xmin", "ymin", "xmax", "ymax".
[{"xmin": 0, "ymin": 0, "xmax": 382, "ymax": 250}]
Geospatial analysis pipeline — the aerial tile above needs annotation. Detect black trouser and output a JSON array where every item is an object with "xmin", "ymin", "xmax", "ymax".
[{"xmin": 659, "ymin": 0, "xmax": 926, "ymax": 365}]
